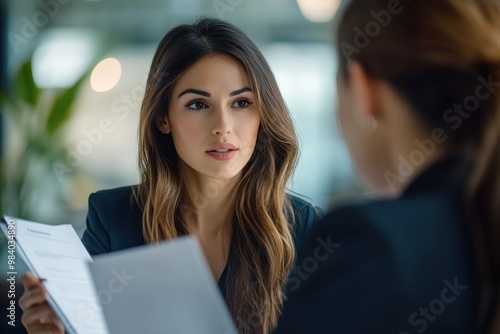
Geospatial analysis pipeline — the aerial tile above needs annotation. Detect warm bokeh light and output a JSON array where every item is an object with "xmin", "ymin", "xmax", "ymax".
[
  {"xmin": 90, "ymin": 57, "xmax": 122, "ymax": 92},
  {"xmin": 297, "ymin": 0, "xmax": 341, "ymax": 22}
]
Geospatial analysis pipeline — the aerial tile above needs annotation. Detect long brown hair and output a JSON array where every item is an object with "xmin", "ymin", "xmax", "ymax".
[
  {"xmin": 135, "ymin": 18, "xmax": 298, "ymax": 333},
  {"xmin": 336, "ymin": 0, "xmax": 500, "ymax": 331}
]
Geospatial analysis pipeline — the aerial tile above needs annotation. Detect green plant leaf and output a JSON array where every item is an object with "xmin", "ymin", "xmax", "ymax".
[
  {"xmin": 0, "ymin": 90, "xmax": 22, "ymax": 118},
  {"xmin": 46, "ymin": 74, "xmax": 87, "ymax": 134},
  {"xmin": 14, "ymin": 58, "xmax": 39, "ymax": 107}
]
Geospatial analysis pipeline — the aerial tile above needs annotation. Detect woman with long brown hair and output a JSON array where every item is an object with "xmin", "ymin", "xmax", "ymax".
[
  {"xmin": 19, "ymin": 18, "xmax": 321, "ymax": 334},
  {"xmin": 277, "ymin": 0, "xmax": 500, "ymax": 333}
]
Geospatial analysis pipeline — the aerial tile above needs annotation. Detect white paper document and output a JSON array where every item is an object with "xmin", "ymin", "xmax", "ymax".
[
  {"xmin": 1, "ymin": 216, "xmax": 107, "ymax": 334},
  {"xmin": 1, "ymin": 216, "xmax": 236, "ymax": 334},
  {"xmin": 88, "ymin": 236, "xmax": 237, "ymax": 334}
]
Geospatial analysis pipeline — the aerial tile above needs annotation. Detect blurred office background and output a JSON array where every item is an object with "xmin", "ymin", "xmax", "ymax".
[{"xmin": 0, "ymin": 1, "xmax": 360, "ymax": 332}]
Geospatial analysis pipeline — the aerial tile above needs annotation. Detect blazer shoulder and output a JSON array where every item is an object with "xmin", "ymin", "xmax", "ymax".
[
  {"xmin": 287, "ymin": 193, "xmax": 324, "ymax": 253},
  {"xmin": 83, "ymin": 185, "xmax": 143, "ymax": 255},
  {"xmin": 88, "ymin": 185, "xmax": 142, "ymax": 231},
  {"xmin": 89, "ymin": 185, "xmax": 136, "ymax": 206},
  {"xmin": 309, "ymin": 203, "xmax": 385, "ymax": 253},
  {"xmin": 288, "ymin": 193, "xmax": 323, "ymax": 225},
  {"xmin": 317, "ymin": 203, "xmax": 373, "ymax": 232},
  {"xmin": 281, "ymin": 198, "xmax": 477, "ymax": 334}
]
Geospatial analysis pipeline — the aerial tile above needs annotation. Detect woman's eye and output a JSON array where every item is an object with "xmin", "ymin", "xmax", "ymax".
[
  {"xmin": 186, "ymin": 101, "xmax": 208, "ymax": 110},
  {"xmin": 232, "ymin": 100, "xmax": 252, "ymax": 109}
]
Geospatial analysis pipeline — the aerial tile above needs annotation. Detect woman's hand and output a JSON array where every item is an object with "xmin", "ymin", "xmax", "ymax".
[{"xmin": 19, "ymin": 272, "xmax": 64, "ymax": 334}]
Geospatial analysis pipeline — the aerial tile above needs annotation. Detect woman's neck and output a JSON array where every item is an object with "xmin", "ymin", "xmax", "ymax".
[
  {"xmin": 180, "ymin": 163, "xmax": 239, "ymax": 239},
  {"xmin": 386, "ymin": 116, "xmax": 453, "ymax": 196},
  {"xmin": 179, "ymin": 163, "xmax": 238, "ymax": 280}
]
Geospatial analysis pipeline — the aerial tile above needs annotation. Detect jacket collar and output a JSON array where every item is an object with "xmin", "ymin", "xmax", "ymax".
[{"xmin": 402, "ymin": 153, "xmax": 473, "ymax": 197}]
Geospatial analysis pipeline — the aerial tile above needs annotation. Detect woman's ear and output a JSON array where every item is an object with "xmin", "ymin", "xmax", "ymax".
[
  {"xmin": 348, "ymin": 62, "xmax": 380, "ymax": 132},
  {"xmin": 157, "ymin": 115, "xmax": 171, "ymax": 134}
]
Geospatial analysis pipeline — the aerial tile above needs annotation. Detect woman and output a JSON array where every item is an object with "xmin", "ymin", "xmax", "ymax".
[
  {"xmin": 277, "ymin": 0, "xmax": 500, "ymax": 333},
  {"xmin": 19, "ymin": 18, "xmax": 321, "ymax": 334}
]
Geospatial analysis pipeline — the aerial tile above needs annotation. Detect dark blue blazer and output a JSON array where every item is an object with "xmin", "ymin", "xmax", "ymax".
[
  {"xmin": 81, "ymin": 186, "xmax": 322, "ymax": 294},
  {"xmin": 276, "ymin": 156, "xmax": 478, "ymax": 334}
]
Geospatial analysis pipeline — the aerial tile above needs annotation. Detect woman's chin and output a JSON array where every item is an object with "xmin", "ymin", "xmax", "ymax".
[{"xmin": 197, "ymin": 168, "xmax": 242, "ymax": 181}]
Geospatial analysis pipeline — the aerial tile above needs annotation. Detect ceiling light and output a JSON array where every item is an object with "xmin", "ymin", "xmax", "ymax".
[
  {"xmin": 90, "ymin": 57, "xmax": 122, "ymax": 92},
  {"xmin": 297, "ymin": 0, "xmax": 341, "ymax": 23}
]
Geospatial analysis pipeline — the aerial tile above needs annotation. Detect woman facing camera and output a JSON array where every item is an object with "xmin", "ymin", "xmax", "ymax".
[
  {"xmin": 19, "ymin": 18, "xmax": 321, "ymax": 334},
  {"xmin": 277, "ymin": 0, "xmax": 500, "ymax": 333}
]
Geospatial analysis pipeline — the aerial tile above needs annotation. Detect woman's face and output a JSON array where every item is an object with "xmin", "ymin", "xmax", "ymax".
[{"xmin": 162, "ymin": 54, "xmax": 260, "ymax": 180}]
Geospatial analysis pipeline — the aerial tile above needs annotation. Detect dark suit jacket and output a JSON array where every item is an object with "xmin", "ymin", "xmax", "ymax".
[
  {"xmin": 81, "ymin": 186, "xmax": 322, "ymax": 296},
  {"xmin": 276, "ymin": 156, "xmax": 478, "ymax": 334}
]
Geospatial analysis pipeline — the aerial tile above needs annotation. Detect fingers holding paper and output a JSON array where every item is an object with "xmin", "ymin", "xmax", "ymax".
[{"xmin": 20, "ymin": 271, "xmax": 64, "ymax": 334}]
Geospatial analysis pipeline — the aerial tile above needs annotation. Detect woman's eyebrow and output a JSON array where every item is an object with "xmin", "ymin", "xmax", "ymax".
[
  {"xmin": 177, "ymin": 87, "xmax": 252, "ymax": 99},
  {"xmin": 178, "ymin": 88, "xmax": 210, "ymax": 98},
  {"xmin": 229, "ymin": 87, "xmax": 252, "ymax": 96}
]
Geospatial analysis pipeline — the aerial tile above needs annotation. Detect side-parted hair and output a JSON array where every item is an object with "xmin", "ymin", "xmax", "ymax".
[
  {"xmin": 135, "ymin": 18, "xmax": 298, "ymax": 333},
  {"xmin": 337, "ymin": 0, "xmax": 500, "ymax": 331}
]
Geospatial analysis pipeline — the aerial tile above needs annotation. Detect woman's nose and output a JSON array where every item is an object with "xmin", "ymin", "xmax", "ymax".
[{"xmin": 211, "ymin": 107, "xmax": 232, "ymax": 136}]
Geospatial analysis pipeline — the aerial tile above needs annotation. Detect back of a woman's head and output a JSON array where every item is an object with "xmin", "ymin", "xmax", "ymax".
[
  {"xmin": 337, "ymin": 0, "xmax": 500, "ymax": 330},
  {"xmin": 337, "ymin": 0, "xmax": 500, "ymax": 139}
]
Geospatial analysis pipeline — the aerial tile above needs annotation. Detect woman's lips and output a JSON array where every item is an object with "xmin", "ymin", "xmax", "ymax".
[
  {"xmin": 206, "ymin": 149, "xmax": 238, "ymax": 160},
  {"xmin": 205, "ymin": 142, "xmax": 238, "ymax": 160},
  {"xmin": 206, "ymin": 143, "xmax": 238, "ymax": 151}
]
